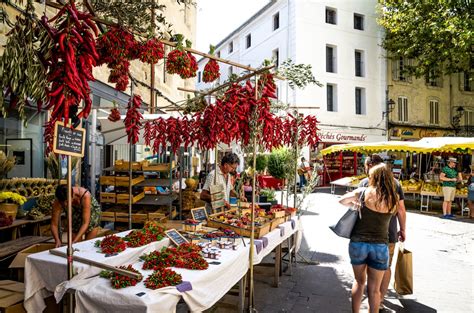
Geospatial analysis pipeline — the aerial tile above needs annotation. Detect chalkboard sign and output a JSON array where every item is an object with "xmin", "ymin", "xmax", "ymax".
[
  {"xmin": 165, "ymin": 229, "xmax": 189, "ymax": 246},
  {"xmin": 53, "ymin": 121, "xmax": 86, "ymax": 157},
  {"xmin": 191, "ymin": 207, "xmax": 208, "ymax": 221}
]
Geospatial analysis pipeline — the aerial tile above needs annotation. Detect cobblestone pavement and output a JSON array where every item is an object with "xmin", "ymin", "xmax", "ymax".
[{"xmin": 202, "ymin": 191, "xmax": 474, "ymax": 313}]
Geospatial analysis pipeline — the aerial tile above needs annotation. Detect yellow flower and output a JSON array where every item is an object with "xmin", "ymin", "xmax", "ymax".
[{"xmin": 0, "ymin": 192, "xmax": 27, "ymax": 205}]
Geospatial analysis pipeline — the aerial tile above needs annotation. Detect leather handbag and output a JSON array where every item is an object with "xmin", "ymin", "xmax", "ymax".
[{"xmin": 329, "ymin": 190, "xmax": 364, "ymax": 239}]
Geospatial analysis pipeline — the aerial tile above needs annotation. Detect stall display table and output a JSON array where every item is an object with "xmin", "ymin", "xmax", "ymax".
[
  {"xmin": 0, "ymin": 216, "xmax": 53, "ymax": 240},
  {"xmin": 24, "ymin": 217, "xmax": 301, "ymax": 313},
  {"xmin": 330, "ymin": 177, "xmax": 358, "ymax": 194}
]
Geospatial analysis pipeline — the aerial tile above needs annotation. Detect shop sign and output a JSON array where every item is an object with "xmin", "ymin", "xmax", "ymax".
[
  {"xmin": 53, "ymin": 121, "xmax": 86, "ymax": 157},
  {"xmin": 317, "ymin": 131, "xmax": 367, "ymax": 142},
  {"xmin": 391, "ymin": 127, "xmax": 453, "ymax": 139}
]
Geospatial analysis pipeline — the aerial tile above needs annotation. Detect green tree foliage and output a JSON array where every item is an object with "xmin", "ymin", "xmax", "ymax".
[
  {"xmin": 378, "ymin": 0, "xmax": 473, "ymax": 77},
  {"xmin": 255, "ymin": 154, "xmax": 267, "ymax": 173},
  {"xmin": 267, "ymin": 148, "xmax": 292, "ymax": 179}
]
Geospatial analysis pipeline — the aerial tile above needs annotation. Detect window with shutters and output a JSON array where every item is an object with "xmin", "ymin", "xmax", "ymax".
[
  {"xmin": 397, "ymin": 97, "xmax": 408, "ymax": 122},
  {"xmin": 228, "ymin": 41, "xmax": 233, "ymax": 53},
  {"xmin": 355, "ymin": 50, "xmax": 364, "ymax": 77},
  {"xmin": 326, "ymin": 45, "xmax": 336, "ymax": 73},
  {"xmin": 463, "ymin": 110, "xmax": 474, "ymax": 127},
  {"xmin": 354, "ymin": 13, "xmax": 364, "ymax": 30},
  {"xmin": 392, "ymin": 57, "xmax": 412, "ymax": 82},
  {"xmin": 216, "ymin": 51, "xmax": 221, "ymax": 58},
  {"xmin": 273, "ymin": 12, "xmax": 280, "ymax": 31},
  {"xmin": 429, "ymin": 100, "xmax": 439, "ymax": 124},
  {"xmin": 461, "ymin": 71, "xmax": 473, "ymax": 91},
  {"xmin": 355, "ymin": 87, "xmax": 365, "ymax": 115},
  {"xmin": 326, "ymin": 7, "xmax": 336, "ymax": 24},
  {"xmin": 228, "ymin": 66, "xmax": 233, "ymax": 77},
  {"xmin": 246, "ymin": 34, "xmax": 252, "ymax": 48},
  {"xmin": 327, "ymin": 84, "xmax": 337, "ymax": 112},
  {"xmin": 425, "ymin": 69, "xmax": 442, "ymax": 87},
  {"xmin": 197, "ymin": 71, "xmax": 201, "ymax": 83}
]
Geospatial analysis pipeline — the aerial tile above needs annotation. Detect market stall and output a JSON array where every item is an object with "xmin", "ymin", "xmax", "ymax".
[{"xmin": 322, "ymin": 137, "xmax": 474, "ymax": 212}]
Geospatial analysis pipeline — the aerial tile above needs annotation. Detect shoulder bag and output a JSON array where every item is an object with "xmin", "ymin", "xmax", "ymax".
[{"xmin": 329, "ymin": 190, "xmax": 364, "ymax": 239}]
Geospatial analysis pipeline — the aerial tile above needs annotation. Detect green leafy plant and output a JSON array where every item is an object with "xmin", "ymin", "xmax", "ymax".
[
  {"xmin": 255, "ymin": 154, "xmax": 267, "ymax": 173},
  {"xmin": 267, "ymin": 148, "xmax": 292, "ymax": 179},
  {"xmin": 260, "ymin": 188, "xmax": 276, "ymax": 201},
  {"xmin": 0, "ymin": 191, "xmax": 27, "ymax": 205},
  {"xmin": 277, "ymin": 59, "xmax": 323, "ymax": 90}
]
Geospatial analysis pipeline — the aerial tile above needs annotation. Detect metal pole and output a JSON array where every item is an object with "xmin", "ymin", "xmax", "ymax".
[
  {"xmin": 90, "ymin": 109, "xmax": 97, "ymax": 197},
  {"xmin": 169, "ymin": 151, "xmax": 174, "ymax": 217},
  {"xmin": 249, "ymin": 75, "xmax": 258, "ymax": 311},
  {"xmin": 128, "ymin": 84, "xmax": 134, "ymax": 230},
  {"xmin": 179, "ymin": 147, "xmax": 183, "ymax": 220},
  {"xmin": 66, "ymin": 155, "xmax": 74, "ymax": 313},
  {"xmin": 294, "ymin": 114, "xmax": 299, "ymax": 209}
]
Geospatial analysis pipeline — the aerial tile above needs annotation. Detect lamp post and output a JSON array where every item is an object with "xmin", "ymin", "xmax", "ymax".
[{"xmin": 385, "ymin": 98, "xmax": 396, "ymax": 140}]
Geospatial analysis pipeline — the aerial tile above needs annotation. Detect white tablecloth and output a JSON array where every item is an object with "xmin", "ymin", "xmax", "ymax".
[{"xmin": 24, "ymin": 217, "xmax": 301, "ymax": 313}]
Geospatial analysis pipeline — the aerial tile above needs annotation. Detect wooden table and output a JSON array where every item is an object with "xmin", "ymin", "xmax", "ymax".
[
  {"xmin": 0, "ymin": 216, "xmax": 53, "ymax": 240},
  {"xmin": 0, "ymin": 236, "xmax": 52, "ymax": 260}
]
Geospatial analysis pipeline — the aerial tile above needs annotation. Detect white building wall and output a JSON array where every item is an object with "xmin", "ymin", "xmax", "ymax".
[{"xmin": 197, "ymin": 0, "xmax": 386, "ymax": 154}]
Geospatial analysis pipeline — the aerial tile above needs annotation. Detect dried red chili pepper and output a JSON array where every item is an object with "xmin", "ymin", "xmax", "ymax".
[
  {"xmin": 124, "ymin": 95, "xmax": 143, "ymax": 144},
  {"xmin": 138, "ymin": 38, "xmax": 165, "ymax": 64}
]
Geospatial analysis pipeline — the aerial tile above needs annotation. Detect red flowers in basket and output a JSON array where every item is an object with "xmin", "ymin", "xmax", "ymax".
[
  {"xmin": 95, "ymin": 235, "xmax": 127, "ymax": 255},
  {"xmin": 139, "ymin": 38, "xmax": 165, "ymax": 64},
  {"xmin": 100, "ymin": 264, "xmax": 143, "ymax": 289},
  {"xmin": 144, "ymin": 268, "xmax": 182, "ymax": 290}
]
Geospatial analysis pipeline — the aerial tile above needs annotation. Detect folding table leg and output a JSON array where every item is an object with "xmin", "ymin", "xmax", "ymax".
[
  {"xmin": 238, "ymin": 274, "xmax": 247, "ymax": 312},
  {"xmin": 274, "ymin": 244, "xmax": 281, "ymax": 287}
]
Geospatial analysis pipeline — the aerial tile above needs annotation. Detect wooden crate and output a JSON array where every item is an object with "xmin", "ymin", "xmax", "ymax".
[
  {"xmin": 273, "ymin": 210, "xmax": 286, "ymax": 218},
  {"xmin": 207, "ymin": 210, "xmax": 271, "ymax": 238},
  {"xmin": 142, "ymin": 160, "xmax": 175, "ymax": 172},
  {"xmin": 101, "ymin": 211, "xmax": 115, "ymax": 222},
  {"xmin": 99, "ymin": 176, "xmax": 116, "ymax": 185},
  {"xmin": 115, "ymin": 212, "xmax": 129, "ymax": 223},
  {"xmin": 270, "ymin": 216, "xmax": 286, "ymax": 231},
  {"xmin": 114, "ymin": 160, "xmax": 142, "ymax": 171},
  {"xmin": 100, "ymin": 192, "xmax": 116, "ymax": 204},
  {"xmin": 131, "ymin": 213, "xmax": 148, "ymax": 223},
  {"xmin": 116, "ymin": 192, "xmax": 145, "ymax": 204},
  {"xmin": 115, "ymin": 175, "xmax": 145, "ymax": 187},
  {"xmin": 148, "ymin": 212, "xmax": 167, "ymax": 222}
]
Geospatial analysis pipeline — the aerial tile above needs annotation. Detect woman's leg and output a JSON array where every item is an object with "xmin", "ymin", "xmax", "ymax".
[
  {"xmin": 85, "ymin": 227, "xmax": 99, "ymax": 240},
  {"xmin": 351, "ymin": 264, "xmax": 367, "ymax": 313},
  {"xmin": 366, "ymin": 266, "xmax": 385, "ymax": 313}
]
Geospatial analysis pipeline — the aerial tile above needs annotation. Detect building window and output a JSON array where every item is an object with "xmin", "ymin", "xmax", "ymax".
[
  {"xmin": 326, "ymin": 7, "xmax": 336, "ymax": 24},
  {"xmin": 326, "ymin": 45, "xmax": 336, "ymax": 73},
  {"xmin": 228, "ymin": 66, "xmax": 233, "ymax": 77},
  {"xmin": 246, "ymin": 34, "xmax": 252, "ymax": 48},
  {"xmin": 355, "ymin": 87, "xmax": 365, "ymax": 115},
  {"xmin": 429, "ymin": 100, "xmax": 439, "ymax": 124},
  {"xmin": 327, "ymin": 84, "xmax": 337, "ymax": 112},
  {"xmin": 462, "ymin": 71, "xmax": 473, "ymax": 91},
  {"xmin": 354, "ymin": 13, "xmax": 364, "ymax": 30},
  {"xmin": 216, "ymin": 51, "xmax": 221, "ymax": 58},
  {"xmin": 464, "ymin": 110, "xmax": 474, "ymax": 126},
  {"xmin": 272, "ymin": 48, "xmax": 279, "ymax": 68},
  {"xmin": 355, "ymin": 50, "xmax": 364, "ymax": 77},
  {"xmin": 197, "ymin": 71, "xmax": 201, "ymax": 83},
  {"xmin": 397, "ymin": 97, "xmax": 408, "ymax": 122},
  {"xmin": 228, "ymin": 41, "xmax": 233, "ymax": 53},
  {"xmin": 425, "ymin": 69, "xmax": 443, "ymax": 87},
  {"xmin": 392, "ymin": 57, "xmax": 413, "ymax": 82},
  {"xmin": 273, "ymin": 12, "xmax": 280, "ymax": 31}
]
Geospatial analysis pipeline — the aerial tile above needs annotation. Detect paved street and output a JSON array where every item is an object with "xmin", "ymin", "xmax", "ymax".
[{"xmin": 212, "ymin": 192, "xmax": 474, "ymax": 313}]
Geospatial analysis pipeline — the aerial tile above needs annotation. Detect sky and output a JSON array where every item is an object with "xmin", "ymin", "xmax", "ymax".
[{"xmin": 196, "ymin": 0, "xmax": 270, "ymax": 53}]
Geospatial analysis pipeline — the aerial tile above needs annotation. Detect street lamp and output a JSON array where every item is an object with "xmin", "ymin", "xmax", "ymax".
[{"xmin": 384, "ymin": 98, "xmax": 396, "ymax": 140}]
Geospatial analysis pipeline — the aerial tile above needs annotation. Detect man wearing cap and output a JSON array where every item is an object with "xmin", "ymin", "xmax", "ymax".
[{"xmin": 440, "ymin": 157, "xmax": 462, "ymax": 219}]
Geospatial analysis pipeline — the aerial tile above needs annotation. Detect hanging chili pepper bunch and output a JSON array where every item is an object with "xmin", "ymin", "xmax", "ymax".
[
  {"xmin": 166, "ymin": 37, "xmax": 197, "ymax": 79},
  {"xmin": 96, "ymin": 26, "xmax": 137, "ymax": 91},
  {"xmin": 144, "ymin": 268, "xmax": 182, "ymax": 290},
  {"xmin": 203, "ymin": 56, "xmax": 220, "ymax": 83},
  {"xmin": 143, "ymin": 121, "xmax": 155, "ymax": 147},
  {"xmin": 41, "ymin": 1, "xmax": 100, "ymax": 153},
  {"xmin": 100, "ymin": 265, "xmax": 143, "ymax": 289},
  {"xmin": 94, "ymin": 234, "xmax": 127, "ymax": 254},
  {"xmin": 108, "ymin": 104, "xmax": 121, "ymax": 122},
  {"xmin": 138, "ymin": 38, "xmax": 165, "ymax": 64},
  {"xmin": 299, "ymin": 115, "xmax": 320, "ymax": 147},
  {"xmin": 124, "ymin": 94, "xmax": 143, "ymax": 144}
]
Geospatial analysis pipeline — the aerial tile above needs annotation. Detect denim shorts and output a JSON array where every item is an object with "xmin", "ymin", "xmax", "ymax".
[{"xmin": 349, "ymin": 242, "xmax": 389, "ymax": 271}]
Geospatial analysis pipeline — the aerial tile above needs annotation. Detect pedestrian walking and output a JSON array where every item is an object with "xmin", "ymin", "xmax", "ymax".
[
  {"xmin": 468, "ymin": 165, "xmax": 474, "ymax": 219},
  {"xmin": 440, "ymin": 157, "xmax": 462, "ymax": 218},
  {"xmin": 340, "ymin": 164, "xmax": 399, "ymax": 313},
  {"xmin": 298, "ymin": 157, "xmax": 311, "ymax": 188},
  {"xmin": 359, "ymin": 154, "xmax": 406, "ymax": 309}
]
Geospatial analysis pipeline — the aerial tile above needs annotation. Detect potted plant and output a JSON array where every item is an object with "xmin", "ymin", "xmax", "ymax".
[
  {"xmin": 0, "ymin": 191, "xmax": 27, "ymax": 221},
  {"xmin": 260, "ymin": 189, "xmax": 277, "ymax": 205}
]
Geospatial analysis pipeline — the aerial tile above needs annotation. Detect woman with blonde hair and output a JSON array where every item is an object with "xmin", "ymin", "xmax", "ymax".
[{"xmin": 340, "ymin": 163, "xmax": 399, "ymax": 313}]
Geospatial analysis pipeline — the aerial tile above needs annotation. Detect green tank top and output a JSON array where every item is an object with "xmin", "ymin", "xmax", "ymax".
[{"xmin": 350, "ymin": 191, "xmax": 395, "ymax": 244}]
